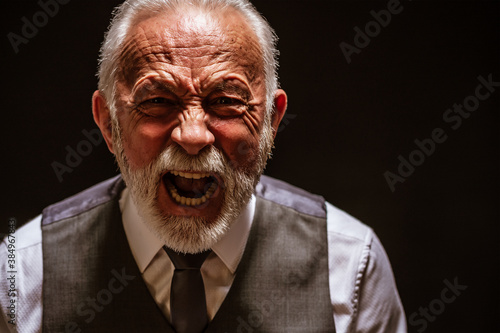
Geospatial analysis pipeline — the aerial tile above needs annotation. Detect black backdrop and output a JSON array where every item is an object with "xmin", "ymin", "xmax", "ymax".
[{"xmin": 1, "ymin": 1, "xmax": 498, "ymax": 332}]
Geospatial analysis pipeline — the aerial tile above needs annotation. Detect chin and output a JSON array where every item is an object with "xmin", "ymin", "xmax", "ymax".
[
  {"xmin": 118, "ymin": 144, "xmax": 259, "ymax": 254},
  {"xmin": 135, "ymin": 174, "xmax": 252, "ymax": 254}
]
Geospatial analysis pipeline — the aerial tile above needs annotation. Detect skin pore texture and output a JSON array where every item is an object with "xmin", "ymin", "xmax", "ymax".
[{"xmin": 93, "ymin": 7, "xmax": 287, "ymax": 253}]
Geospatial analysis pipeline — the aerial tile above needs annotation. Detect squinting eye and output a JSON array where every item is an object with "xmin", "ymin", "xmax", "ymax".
[
  {"xmin": 141, "ymin": 97, "xmax": 178, "ymax": 108},
  {"xmin": 135, "ymin": 97, "xmax": 179, "ymax": 118},
  {"xmin": 214, "ymin": 97, "xmax": 236, "ymax": 105},
  {"xmin": 205, "ymin": 94, "xmax": 247, "ymax": 117},
  {"xmin": 148, "ymin": 98, "xmax": 169, "ymax": 104}
]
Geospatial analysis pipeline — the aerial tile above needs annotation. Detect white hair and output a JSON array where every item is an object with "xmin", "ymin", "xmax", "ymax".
[{"xmin": 97, "ymin": 0, "xmax": 279, "ymax": 115}]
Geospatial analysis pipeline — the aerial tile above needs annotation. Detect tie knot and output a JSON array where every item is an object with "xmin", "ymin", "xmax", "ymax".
[{"xmin": 164, "ymin": 246, "xmax": 211, "ymax": 270}]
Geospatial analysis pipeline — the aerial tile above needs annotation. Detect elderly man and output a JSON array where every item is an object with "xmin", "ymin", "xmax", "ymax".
[{"xmin": 0, "ymin": 0, "xmax": 406, "ymax": 332}]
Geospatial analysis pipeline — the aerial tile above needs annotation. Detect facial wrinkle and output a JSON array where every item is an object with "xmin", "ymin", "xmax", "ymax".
[{"xmin": 120, "ymin": 38, "xmax": 173, "ymax": 86}]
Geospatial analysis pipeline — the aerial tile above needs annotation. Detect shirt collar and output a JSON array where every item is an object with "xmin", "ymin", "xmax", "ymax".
[{"xmin": 120, "ymin": 188, "xmax": 255, "ymax": 274}]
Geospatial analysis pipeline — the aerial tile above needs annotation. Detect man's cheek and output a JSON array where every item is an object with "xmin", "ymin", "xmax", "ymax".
[
  {"xmin": 121, "ymin": 134, "xmax": 160, "ymax": 169},
  {"xmin": 227, "ymin": 141, "xmax": 258, "ymax": 170}
]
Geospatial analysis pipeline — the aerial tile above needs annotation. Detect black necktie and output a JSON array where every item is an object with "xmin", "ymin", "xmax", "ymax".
[{"xmin": 164, "ymin": 246, "xmax": 211, "ymax": 333}]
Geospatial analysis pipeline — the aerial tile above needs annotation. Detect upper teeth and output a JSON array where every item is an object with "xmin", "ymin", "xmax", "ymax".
[
  {"xmin": 171, "ymin": 171, "xmax": 211, "ymax": 179},
  {"xmin": 167, "ymin": 170, "xmax": 216, "ymax": 206}
]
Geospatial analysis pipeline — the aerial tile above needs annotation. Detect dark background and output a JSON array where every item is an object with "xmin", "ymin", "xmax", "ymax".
[{"xmin": 1, "ymin": 1, "xmax": 498, "ymax": 332}]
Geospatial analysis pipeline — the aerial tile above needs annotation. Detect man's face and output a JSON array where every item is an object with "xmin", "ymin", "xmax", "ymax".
[{"xmin": 94, "ymin": 8, "xmax": 286, "ymax": 252}]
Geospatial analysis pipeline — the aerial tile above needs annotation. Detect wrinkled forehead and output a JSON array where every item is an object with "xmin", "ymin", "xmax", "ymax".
[{"xmin": 117, "ymin": 8, "xmax": 263, "ymax": 85}]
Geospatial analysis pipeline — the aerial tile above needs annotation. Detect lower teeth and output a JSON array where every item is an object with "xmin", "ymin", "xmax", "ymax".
[{"xmin": 168, "ymin": 182, "xmax": 217, "ymax": 206}]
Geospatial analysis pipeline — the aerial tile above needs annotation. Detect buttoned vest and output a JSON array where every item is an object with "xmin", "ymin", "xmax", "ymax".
[{"xmin": 41, "ymin": 175, "xmax": 336, "ymax": 332}]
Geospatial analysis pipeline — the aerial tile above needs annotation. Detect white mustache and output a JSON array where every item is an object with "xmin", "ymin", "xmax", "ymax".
[{"xmin": 152, "ymin": 145, "xmax": 228, "ymax": 176}]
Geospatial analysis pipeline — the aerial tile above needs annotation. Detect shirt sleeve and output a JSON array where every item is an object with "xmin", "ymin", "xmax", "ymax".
[
  {"xmin": 0, "ymin": 216, "xmax": 43, "ymax": 333},
  {"xmin": 352, "ymin": 232, "xmax": 407, "ymax": 332},
  {"xmin": 326, "ymin": 202, "xmax": 407, "ymax": 333}
]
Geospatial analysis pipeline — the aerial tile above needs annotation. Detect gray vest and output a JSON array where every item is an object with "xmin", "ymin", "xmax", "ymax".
[{"xmin": 42, "ymin": 175, "xmax": 336, "ymax": 332}]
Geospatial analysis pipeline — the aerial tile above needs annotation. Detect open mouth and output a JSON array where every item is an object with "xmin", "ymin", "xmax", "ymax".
[{"xmin": 163, "ymin": 171, "xmax": 219, "ymax": 207}]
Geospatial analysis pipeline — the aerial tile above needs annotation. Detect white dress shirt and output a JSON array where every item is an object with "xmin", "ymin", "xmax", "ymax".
[
  {"xmin": 119, "ymin": 188, "xmax": 255, "ymax": 322},
  {"xmin": 0, "ymin": 188, "xmax": 407, "ymax": 333}
]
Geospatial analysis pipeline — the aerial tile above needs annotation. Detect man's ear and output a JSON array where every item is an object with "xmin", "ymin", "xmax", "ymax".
[
  {"xmin": 271, "ymin": 89, "xmax": 288, "ymax": 138},
  {"xmin": 92, "ymin": 90, "xmax": 115, "ymax": 154}
]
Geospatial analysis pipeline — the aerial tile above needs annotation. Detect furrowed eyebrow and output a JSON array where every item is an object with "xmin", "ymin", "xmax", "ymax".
[
  {"xmin": 213, "ymin": 81, "xmax": 251, "ymax": 100},
  {"xmin": 132, "ymin": 79, "xmax": 176, "ymax": 98}
]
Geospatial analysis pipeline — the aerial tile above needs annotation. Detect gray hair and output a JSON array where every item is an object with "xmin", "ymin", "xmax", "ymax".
[{"xmin": 97, "ymin": 0, "xmax": 279, "ymax": 115}]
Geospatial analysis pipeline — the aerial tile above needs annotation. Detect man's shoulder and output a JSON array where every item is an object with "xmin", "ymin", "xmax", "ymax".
[
  {"xmin": 256, "ymin": 175, "xmax": 326, "ymax": 218},
  {"xmin": 325, "ymin": 202, "xmax": 373, "ymax": 244},
  {"xmin": 42, "ymin": 175, "xmax": 124, "ymax": 226},
  {"xmin": 257, "ymin": 175, "xmax": 373, "ymax": 242}
]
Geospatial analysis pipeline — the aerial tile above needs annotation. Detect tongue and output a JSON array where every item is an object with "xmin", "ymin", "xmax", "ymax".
[{"xmin": 173, "ymin": 176, "xmax": 210, "ymax": 197}]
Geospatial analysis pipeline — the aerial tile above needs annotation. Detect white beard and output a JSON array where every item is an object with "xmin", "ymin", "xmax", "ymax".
[{"xmin": 111, "ymin": 114, "xmax": 274, "ymax": 253}]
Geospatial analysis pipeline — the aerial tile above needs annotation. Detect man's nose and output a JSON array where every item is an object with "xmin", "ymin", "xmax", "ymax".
[{"xmin": 171, "ymin": 113, "xmax": 215, "ymax": 155}]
